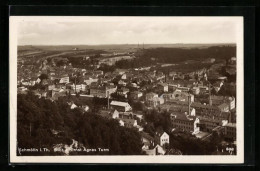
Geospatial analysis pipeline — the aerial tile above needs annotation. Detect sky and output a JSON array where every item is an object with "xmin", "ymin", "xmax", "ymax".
[{"xmin": 17, "ymin": 17, "xmax": 241, "ymax": 45}]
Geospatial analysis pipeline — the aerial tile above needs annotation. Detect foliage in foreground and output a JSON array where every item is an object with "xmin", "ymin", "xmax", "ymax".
[{"xmin": 17, "ymin": 92, "xmax": 142, "ymax": 155}]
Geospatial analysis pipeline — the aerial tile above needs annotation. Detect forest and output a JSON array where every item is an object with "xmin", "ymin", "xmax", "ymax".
[
  {"xmin": 141, "ymin": 46, "xmax": 236, "ymax": 63},
  {"xmin": 17, "ymin": 92, "xmax": 143, "ymax": 155},
  {"xmin": 113, "ymin": 46, "xmax": 236, "ymax": 70}
]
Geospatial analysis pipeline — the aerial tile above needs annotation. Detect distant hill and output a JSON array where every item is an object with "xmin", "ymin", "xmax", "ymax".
[
  {"xmin": 141, "ymin": 46, "xmax": 236, "ymax": 63},
  {"xmin": 18, "ymin": 43, "xmax": 236, "ymax": 53}
]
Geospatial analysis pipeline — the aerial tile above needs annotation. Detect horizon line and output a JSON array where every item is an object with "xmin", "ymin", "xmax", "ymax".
[{"xmin": 18, "ymin": 43, "xmax": 236, "ymax": 46}]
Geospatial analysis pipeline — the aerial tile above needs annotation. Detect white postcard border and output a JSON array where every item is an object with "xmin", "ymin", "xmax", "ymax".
[{"xmin": 9, "ymin": 16, "xmax": 244, "ymax": 164}]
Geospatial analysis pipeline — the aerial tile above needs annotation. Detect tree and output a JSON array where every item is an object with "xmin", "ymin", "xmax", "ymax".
[
  {"xmin": 39, "ymin": 73, "xmax": 48, "ymax": 80},
  {"xmin": 17, "ymin": 93, "xmax": 143, "ymax": 155}
]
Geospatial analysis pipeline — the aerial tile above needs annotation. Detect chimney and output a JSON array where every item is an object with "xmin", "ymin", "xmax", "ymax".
[
  {"xmin": 107, "ymin": 90, "xmax": 110, "ymax": 109},
  {"xmin": 188, "ymin": 94, "xmax": 191, "ymax": 115}
]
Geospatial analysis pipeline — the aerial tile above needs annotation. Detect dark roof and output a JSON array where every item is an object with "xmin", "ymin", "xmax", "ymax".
[
  {"xmin": 155, "ymin": 130, "xmax": 166, "ymax": 137},
  {"xmin": 141, "ymin": 132, "xmax": 154, "ymax": 141}
]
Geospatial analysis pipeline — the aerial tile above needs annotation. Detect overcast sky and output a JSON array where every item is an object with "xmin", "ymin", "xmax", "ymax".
[{"xmin": 17, "ymin": 17, "xmax": 240, "ymax": 45}]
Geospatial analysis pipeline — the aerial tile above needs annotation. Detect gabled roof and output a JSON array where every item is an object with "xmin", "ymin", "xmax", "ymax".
[
  {"xmin": 110, "ymin": 101, "xmax": 130, "ymax": 107},
  {"xmin": 171, "ymin": 112, "xmax": 196, "ymax": 122},
  {"xmin": 155, "ymin": 131, "xmax": 168, "ymax": 137},
  {"xmin": 141, "ymin": 132, "xmax": 154, "ymax": 142}
]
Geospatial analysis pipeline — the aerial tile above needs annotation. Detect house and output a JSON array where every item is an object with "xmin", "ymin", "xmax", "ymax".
[
  {"xmin": 70, "ymin": 83, "xmax": 87, "ymax": 93},
  {"xmin": 90, "ymin": 85, "xmax": 117, "ymax": 98},
  {"xmin": 142, "ymin": 144, "xmax": 166, "ymax": 155},
  {"xmin": 154, "ymin": 131, "xmax": 169, "ymax": 147},
  {"xmin": 198, "ymin": 86, "xmax": 209, "ymax": 94},
  {"xmin": 119, "ymin": 112, "xmax": 134, "ymax": 119},
  {"xmin": 36, "ymin": 78, "xmax": 41, "ymax": 84},
  {"xmin": 116, "ymin": 112, "xmax": 143, "ymax": 131},
  {"xmin": 82, "ymin": 105, "xmax": 89, "ymax": 112},
  {"xmin": 190, "ymin": 102, "xmax": 231, "ymax": 122},
  {"xmin": 191, "ymin": 87, "xmax": 200, "ymax": 95},
  {"xmin": 130, "ymin": 83, "xmax": 139, "ymax": 88},
  {"xmin": 93, "ymin": 70, "xmax": 104, "ymax": 76},
  {"xmin": 70, "ymin": 103, "xmax": 77, "ymax": 109},
  {"xmin": 97, "ymin": 109, "xmax": 119, "ymax": 119},
  {"xmin": 155, "ymin": 72, "xmax": 165, "ymax": 81},
  {"xmin": 172, "ymin": 90, "xmax": 194, "ymax": 102},
  {"xmin": 117, "ymin": 87, "xmax": 129, "ymax": 98},
  {"xmin": 129, "ymin": 91, "xmax": 143, "ymax": 100},
  {"xmin": 170, "ymin": 113, "xmax": 200, "ymax": 134},
  {"xmin": 211, "ymin": 96, "xmax": 236, "ymax": 111},
  {"xmin": 229, "ymin": 57, "xmax": 236, "ymax": 65},
  {"xmin": 224, "ymin": 123, "xmax": 236, "ymax": 140},
  {"xmin": 132, "ymin": 111, "xmax": 144, "ymax": 121},
  {"xmin": 160, "ymin": 93, "xmax": 175, "ymax": 102},
  {"xmin": 84, "ymin": 77, "xmax": 98, "ymax": 85},
  {"xmin": 197, "ymin": 116, "xmax": 228, "ymax": 132},
  {"xmin": 111, "ymin": 110, "xmax": 119, "ymax": 119},
  {"xmin": 213, "ymin": 81, "xmax": 224, "ymax": 92},
  {"xmin": 118, "ymin": 120, "xmax": 125, "ymax": 126},
  {"xmin": 134, "ymin": 125, "xmax": 144, "ymax": 132},
  {"xmin": 147, "ymin": 97, "xmax": 164, "ymax": 108},
  {"xmin": 141, "ymin": 132, "xmax": 155, "ymax": 149},
  {"xmin": 118, "ymin": 80, "xmax": 127, "ymax": 86},
  {"xmin": 120, "ymin": 118, "xmax": 137, "ymax": 128},
  {"xmin": 160, "ymin": 103, "xmax": 196, "ymax": 116},
  {"xmin": 59, "ymin": 76, "xmax": 70, "ymax": 84},
  {"xmin": 145, "ymin": 92, "xmax": 158, "ymax": 101},
  {"xmin": 157, "ymin": 83, "xmax": 168, "ymax": 92},
  {"xmin": 168, "ymin": 80, "xmax": 196, "ymax": 88},
  {"xmin": 89, "ymin": 87, "xmax": 107, "ymax": 98},
  {"xmin": 176, "ymin": 86, "xmax": 190, "ymax": 93},
  {"xmin": 110, "ymin": 101, "xmax": 132, "ymax": 112}
]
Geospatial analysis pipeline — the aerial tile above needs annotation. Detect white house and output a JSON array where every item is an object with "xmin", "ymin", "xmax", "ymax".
[
  {"xmin": 59, "ymin": 76, "xmax": 70, "ymax": 84},
  {"xmin": 154, "ymin": 131, "xmax": 169, "ymax": 147},
  {"xmin": 70, "ymin": 103, "xmax": 77, "ymax": 109},
  {"xmin": 112, "ymin": 110, "xmax": 119, "ymax": 119},
  {"xmin": 110, "ymin": 101, "xmax": 132, "ymax": 112}
]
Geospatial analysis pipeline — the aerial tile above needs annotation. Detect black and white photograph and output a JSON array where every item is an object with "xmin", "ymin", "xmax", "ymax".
[{"xmin": 9, "ymin": 16, "xmax": 244, "ymax": 163}]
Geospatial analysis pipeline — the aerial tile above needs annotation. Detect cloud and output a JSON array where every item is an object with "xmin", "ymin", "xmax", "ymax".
[{"xmin": 17, "ymin": 17, "xmax": 238, "ymax": 45}]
